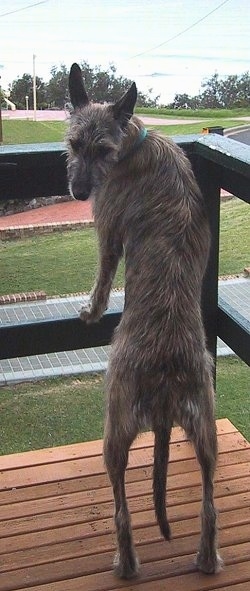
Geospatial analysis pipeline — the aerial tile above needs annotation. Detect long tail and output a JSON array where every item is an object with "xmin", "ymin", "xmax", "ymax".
[{"xmin": 153, "ymin": 425, "xmax": 172, "ymax": 540}]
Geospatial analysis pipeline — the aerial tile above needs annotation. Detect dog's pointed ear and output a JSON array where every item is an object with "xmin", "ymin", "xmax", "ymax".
[
  {"xmin": 69, "ymin": 63, "xmax": 89, "ymax": 109},
  {"xmin": 112, "ymin": 82, "xmax": 137, "ymax": 123}
]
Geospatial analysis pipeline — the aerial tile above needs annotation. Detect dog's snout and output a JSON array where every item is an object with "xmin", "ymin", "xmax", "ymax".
[
  {"xmin": 70, "ymin": 182, "xmax": 92, "ymax": 201},
  {"xmin": 73, "ymin": 188, "xmax": 91, "ymax": 201}
]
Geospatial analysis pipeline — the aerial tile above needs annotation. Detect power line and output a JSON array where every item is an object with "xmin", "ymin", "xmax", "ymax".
[
  {"xmin": 129, "ymin": 0, "xmax": 232, "ymax": 59},
  {"xmin": 0, "ymin": 1, "xmax": 49, "ymax": 19}
]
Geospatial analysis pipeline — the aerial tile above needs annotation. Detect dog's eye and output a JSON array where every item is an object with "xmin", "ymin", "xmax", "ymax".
[
  {"xmin": 70, "ymin": 138, "xmax": 82, "ymax": 152},
  {"xmin": 96, "ymin": 145, "xmax": 113, "ymax": 158}
]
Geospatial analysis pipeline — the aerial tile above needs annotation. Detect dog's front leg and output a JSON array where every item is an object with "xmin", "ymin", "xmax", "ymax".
[{"xmin": 80, "ymin": 236, "xmax": 123, "ymax": 323}]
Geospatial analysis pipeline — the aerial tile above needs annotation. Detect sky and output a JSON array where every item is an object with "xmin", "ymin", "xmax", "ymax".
[{"xmin": 0, "ymin": 0, "xmax": 249, "ymax": 105}]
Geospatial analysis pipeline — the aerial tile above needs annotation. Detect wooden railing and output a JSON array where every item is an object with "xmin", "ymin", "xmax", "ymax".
[{"xmin": 0, "ymin": 134, "xmax": 249, "ymax": 367}]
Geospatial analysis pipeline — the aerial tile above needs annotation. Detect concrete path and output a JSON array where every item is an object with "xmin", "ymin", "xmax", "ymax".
[
  {"xmin": 0, "ymin": 278, "xmax": 249, "ymax": 385},
  {"xmin": 2, "ymin": 109, "xmax": 250, "ymax": 125},
  {"xmin": 0, "ymin": 196, "xmax": 249, "ymax": 385},
  {"xmin": 1, "ymin": 109, "xmax": 202, "ymax": 125}
]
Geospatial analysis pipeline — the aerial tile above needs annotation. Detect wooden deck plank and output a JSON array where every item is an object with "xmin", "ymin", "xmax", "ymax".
[
  {"xmin": 0, "ymin": 418, "xmax": 237, "ymax": 472},
  {"xmin": 1, "ymin": 523, "xmax": 250, "ymax": 575},
  {"xmin": 4, "ymin": 560, "xmax": 250, "ymax": 591},
  {"xmin": 0, "ymin": 471, "xmax": 249, "ymax": 521},
  {"xmin": 0, "ymin": 485, "xmax": 249, "ymax": 541},
  {"xmin": 1, "ymin": 504, "xmax": 249, "ymax": 557},
  {"xmin": 218, "ymin": 585, "xmax": 250, "ymax": 591},
  {"xmin": 0, "ymin": 447, "xmax": 249, "ymax": 507},
  {"xmin": 1, "ymin": 542, "xmax": 250, "ymax": 591},
  {"xmin": 0, "ymin": 419, "xmax": 249, "ymax": 591},
  {"xmin": 0, "ymin": 490, "xmax": 249, "ymax": 539},
  {"xmin": 0, "ymin": 430, "xmax": 248, "ymax": 491}
]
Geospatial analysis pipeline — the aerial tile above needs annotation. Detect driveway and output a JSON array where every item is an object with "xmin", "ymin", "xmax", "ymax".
[{"xmin": 226, "ymin": 127, "xmax": 250, "ymax": 146}]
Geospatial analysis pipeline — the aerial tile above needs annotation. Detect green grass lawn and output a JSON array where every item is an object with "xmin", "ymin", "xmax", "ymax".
[
  {"xmin": 0, "ymin": 198, "xmax": 248, "ymax": 297},
  {"xmin": 0, "ymin": 373, "xmax": 105, "ymax": 454},
  {"xmin": 152, "ymin": 119, "xmax": 244, "ymax": 136},
  {"xmin": 2, "ymin": 120, "xmax": 66, "ymax": 144},
  {"xmin": 0, "ymin": 227, "xmax": 124, "ymax": 295},
  {"xmin": 0, "ymin": 356, "xmax": 248, "ymax": 455},
  {"xmin": 2, "ymin": 115, "xmax": 247, "ymax": 144},
  {"xmin": 215, "ymin": 357, "xmax": 250, "ymax": 440},
  {"xmin": 219, "ymin": 198, "xmax": 249, "ymax": 276},
  {"xmin": 136, "ymin": 107, "xmax": 250, "ymax": 118}
]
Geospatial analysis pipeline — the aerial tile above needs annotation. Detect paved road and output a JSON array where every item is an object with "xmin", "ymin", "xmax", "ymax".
[
  {"xmin": 2, "ymin": 109, "xmax": 250, "ymax": 129},
  {"xmin": 2, "ymin": 109, "xmax": 204, "ymax": 126},
  {"xmin": 227, "ymin": 128, "xmax": 250, "ymax": 146},
  {"xmin": 2, "ymin": 109, "xmax": 68, "ymax": 121}
]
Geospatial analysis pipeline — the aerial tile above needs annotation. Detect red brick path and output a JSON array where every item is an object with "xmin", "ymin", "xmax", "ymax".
[
  {"xmin": 0, "ymin": 190, "xmax": 231, "ymax": 231},
  {"xmin": 0, "ymin": 200, "xmax": 93, "ymax": 229}
]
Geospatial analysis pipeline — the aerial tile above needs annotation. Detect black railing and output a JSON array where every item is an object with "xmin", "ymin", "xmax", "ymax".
[{"xmin": 0, "ymin": 134, "xmax": 249, "ymax": 367}]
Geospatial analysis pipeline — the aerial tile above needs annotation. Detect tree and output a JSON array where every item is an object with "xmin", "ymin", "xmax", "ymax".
[
  {"xmin": 46, "ymin": 61, "xmax": 159, "ymax": 109},
  {"xmin": 199, "ymin": 72, "xmax": 222, "ymax": 108},
  {"xmin": 9, "ymin": 73, "xmax": 47, "ymax": 109},
  {"xmin": 199, "ymin": 71, "xmax": 250, "ymax": 108},
  {"xmin": 79, "ymin": 61, "xmax": 159, "ymax": 106},
  {"xmin": 0, "ymin": 87, "xmax": 5, "ymax": 109},
  {"xmin": 219, "ymin": 72, "xmax": 250, "ymax": 108},
  {"xmin": 46, "ymin": 64, "xmax": 69, "ymax": 108},
  {"xmin": 167, "ymin": 71, "xmax": 250, "ymax": 109},
  {"xmin": 169, "ymin": 93, "xmax": 194, "ymax": 109},
  {"xmin": 168, "ymin": 92, "xmax": 201, "ymax": 110},
  {"xmin": 10, "ymin": 65, "xmax": 248, "ymax": 111}
]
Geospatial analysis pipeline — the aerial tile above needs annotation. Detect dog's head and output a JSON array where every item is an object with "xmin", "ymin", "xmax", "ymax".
[{"xmin": 66, "ymin": 63, "xmax": 137, "ymax": 201}]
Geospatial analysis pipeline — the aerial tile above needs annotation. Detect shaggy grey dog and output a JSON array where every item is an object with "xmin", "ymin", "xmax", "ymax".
[{"xmin": 66, "ymin": 63, "xmax": 222, "ymax": 579}]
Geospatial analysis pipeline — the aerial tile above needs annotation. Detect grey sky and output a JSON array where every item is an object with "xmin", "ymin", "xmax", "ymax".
[{"xmin": 0, "ymin": 0, "xmax": 249, "ymax": 103}]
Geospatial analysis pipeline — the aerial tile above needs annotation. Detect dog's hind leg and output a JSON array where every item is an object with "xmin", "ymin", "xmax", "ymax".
[
  {"xmin": 180, "ymin": 367, "xmax": 223, "ymax": 574},
  {"xmin": 103, "ymin": 375, "xmax": 139, "ymax": 579}
]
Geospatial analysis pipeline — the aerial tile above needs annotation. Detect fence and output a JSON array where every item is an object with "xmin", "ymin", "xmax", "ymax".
[{"xmin": 0, "ymin": 134, "xmax": 249, "ymax": 367}]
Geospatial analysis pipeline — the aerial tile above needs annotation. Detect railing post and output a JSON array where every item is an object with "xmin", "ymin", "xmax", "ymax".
[{"xmin": 193, "ymin": 157, "xmax": 221, "ymax": 366}]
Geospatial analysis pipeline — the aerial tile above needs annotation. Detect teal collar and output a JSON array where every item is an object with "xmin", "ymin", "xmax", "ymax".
[{"xmin": 119, "ymin": 127, "xmax": 147, "ymax": 162}]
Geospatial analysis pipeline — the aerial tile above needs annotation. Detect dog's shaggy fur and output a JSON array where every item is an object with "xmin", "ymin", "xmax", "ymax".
[{"xmin": 66, "ymin": 63, "xmax": 222, "ymax": 579}]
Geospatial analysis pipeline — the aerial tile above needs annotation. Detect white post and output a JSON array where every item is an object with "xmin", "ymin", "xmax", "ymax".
[{"xmin": 33, "ymin": 54, "xmax": 37, "ymax": 121}]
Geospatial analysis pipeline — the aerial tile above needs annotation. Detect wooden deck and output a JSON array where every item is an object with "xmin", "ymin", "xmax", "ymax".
[{"xmin": 0, "ymin": 418, "xmax": 249, "ymax": 591}]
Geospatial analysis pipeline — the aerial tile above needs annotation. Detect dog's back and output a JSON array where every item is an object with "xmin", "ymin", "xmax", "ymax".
[{"xmin": 94, "ymin": 118, "xmax": 210, "ymax": 379}]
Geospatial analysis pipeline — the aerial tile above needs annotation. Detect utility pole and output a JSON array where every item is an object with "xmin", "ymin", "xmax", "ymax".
[{"xmin": 33, "ymin": 54, "xmax": 37, "ymax": 122}]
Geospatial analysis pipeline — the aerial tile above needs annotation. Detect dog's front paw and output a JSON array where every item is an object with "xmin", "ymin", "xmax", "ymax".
[{"xmin": 79, "ymin": 306, "xmax": 100, "ymax": 324}]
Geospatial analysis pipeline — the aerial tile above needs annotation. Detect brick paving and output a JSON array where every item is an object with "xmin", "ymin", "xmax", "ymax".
[
  {"xmin": 0, "ymin": 200, "xmax": 94, "ymax": 240},
  {"xmin": 1, "ymin": 279, "xmax": 249, "ymax": 385},
  {"xmin": 0, "ymin": 199, "xmax": 93, "ymax": 228},
  {"xmin": 0, "ymin": 191, "xmax": 231, "ymax": 236}
]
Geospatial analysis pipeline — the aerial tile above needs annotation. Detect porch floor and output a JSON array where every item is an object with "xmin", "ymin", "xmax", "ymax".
[{"xmin": 0, "ymin": 418, "xmax": 249, "ymax": 591}]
